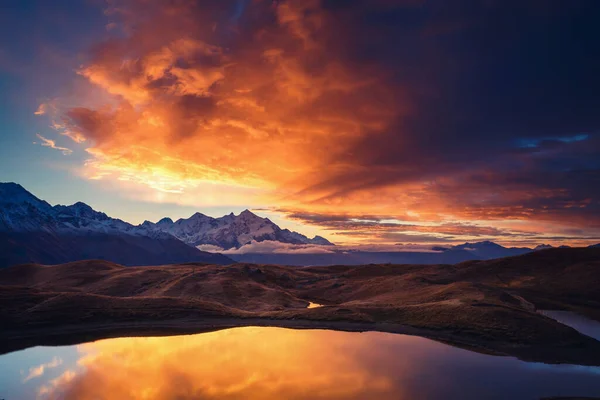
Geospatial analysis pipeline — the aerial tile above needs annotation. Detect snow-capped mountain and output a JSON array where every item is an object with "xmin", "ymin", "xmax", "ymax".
[
  {"xmin": 142, "ymin": 209, "xmax": 334, "ymax": 250},
  {"xmin": 0, "ymin": 183, "xmax": 232, "ymax": 266},
  {"xmin": 0, "ymin": 183, "xmax": 168, "ymax": 238},
  {"xmin": 0, "ymin": 182, "xmax": 333, "ymax": 250},
  {"xmin": 0, "ymin": 182, "xmax": 56, "ymax": 232}
]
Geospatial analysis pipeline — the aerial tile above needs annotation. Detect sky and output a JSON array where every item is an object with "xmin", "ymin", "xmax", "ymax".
[{"xmin": 0, "ymin": 0, "xmax": 599, "ymax": 247}]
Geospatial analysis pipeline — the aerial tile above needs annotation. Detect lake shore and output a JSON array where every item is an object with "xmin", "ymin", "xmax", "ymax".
[{"xmin": 2, "ymin": 316, "xmax": 598, "ymax": 365}]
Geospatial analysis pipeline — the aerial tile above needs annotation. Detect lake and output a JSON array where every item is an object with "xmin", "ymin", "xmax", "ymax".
[
  {"xmin": 1, "ymin": 326, "xmax": 600, "ymax": 400},
  {"xmin": 539, "ymin": 310, "xmax": 600, "ymax": 341}
]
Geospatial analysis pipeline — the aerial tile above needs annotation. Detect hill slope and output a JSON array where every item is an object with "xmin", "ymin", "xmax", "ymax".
[{"xmin": 0, "ymin": 231, "xmax": 233, "ymax": 267}]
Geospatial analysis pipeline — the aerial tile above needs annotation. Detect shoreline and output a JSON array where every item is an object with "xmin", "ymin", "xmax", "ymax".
[{"xmin": 0, "ymin": 316, "xmax": 596, "ymax": 366}]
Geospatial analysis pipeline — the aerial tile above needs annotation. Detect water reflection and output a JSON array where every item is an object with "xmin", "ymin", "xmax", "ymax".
[
  {"xmin": 539, "ymin": 310, "xmax": 600, "ymax": 341},
  {"xmin": 1, "ymin": 327, "xmax": 600, "ymax": 400}
]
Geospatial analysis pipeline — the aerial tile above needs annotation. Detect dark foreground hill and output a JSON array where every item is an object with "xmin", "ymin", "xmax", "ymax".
[
  {"xmin": 0, "ymin": 231, "xmax": 233, "ymax": 267},
  {"xmin": 1, "ymin": 247, "xmax": 599, "ymax": 365}
]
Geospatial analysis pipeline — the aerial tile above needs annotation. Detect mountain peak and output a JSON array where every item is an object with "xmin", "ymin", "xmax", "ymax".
[
  {"xmin": 0, "ymin": 182, "xmax": 53, "ymax": 216},
  {"xmin": 239, "ymin": 209, "xmax": 257, "ymax": 217},
  {"xmin": 311, "ymin": 235, "xmax": 334, "ymax": 246},
  {"xmin": 55, "ymin": 201, "xmax": 107, "ymax": 220},
  {"xmin": 190, "ymin": 211, "xmax": 210, "ymax": 219},
  {"xmin": 71, "ymin": 201, "xmax": 94, "ymax": 211},
  {"xmin": 471, "ymin": 240, "xmax": 499, "ymax": 246},
  {"xmin": 0, "ymin": 182, "xmax": 42, "ymax": 202},
  {"xmin": 236, "ymin": 209, "xmax": 264, "ymax": 223},
  {"xmin": 454, "ymin": 241, "xmax": 504, "ymax": 250},
  {"xmin": 157, "ymin": 217, "xmax": 174, "ymax": 225},
  {"xmin": 449, "ymin": 240, "xmax": 531, "ymax": 260},
  {"xmin": 0, "ymin": 182, "xmax": 26, "ymax": 192}
]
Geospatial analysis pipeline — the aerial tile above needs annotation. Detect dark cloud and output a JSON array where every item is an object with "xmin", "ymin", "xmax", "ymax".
[
  {"xmin": 40, "ymin": 0, "xmax": 600, "ymax": 243},
  {"xmin": 281, "ymin": 209, "xmax": 532, "ymax": 239},
  {"xmin": 296, "ymin": 0, "xmax": 600, "ymax": 224}
]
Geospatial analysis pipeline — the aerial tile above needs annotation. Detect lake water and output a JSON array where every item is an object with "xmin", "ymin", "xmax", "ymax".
[
  {"xmin": 1, "ymin": 327, "xmax": 600, "ymax": 400},
  {"xmin": 539, "ymin": 310, "xmax": 600, "ymax": 341}
]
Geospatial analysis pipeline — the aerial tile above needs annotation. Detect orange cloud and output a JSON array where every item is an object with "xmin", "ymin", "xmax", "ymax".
[
  {"xmin": 34, "ymin": 134, "xmax": 73, "ymax": 155},
  {"xmin": 37, "ymin": 0, "xmax": 600, "ymax": 245},
  {"xmin": 42, "ymin": 1, "xmax": 399, "ymax": 211}
]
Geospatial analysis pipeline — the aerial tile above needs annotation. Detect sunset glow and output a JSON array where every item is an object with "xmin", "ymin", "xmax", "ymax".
[
  {"xmin": 2, "ymin": 0, "xmax": 599, "ymax": 246},
  {"xmin": 34, "ymin": 328, "xmax": 423, "ymax": 399}
]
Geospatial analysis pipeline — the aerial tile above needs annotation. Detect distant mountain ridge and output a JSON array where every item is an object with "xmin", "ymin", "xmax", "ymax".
[
  {"xmin": 437, "ymin": 241, "xmax": 581, "ymax": 260},
  {"xmin": 0, "ymin": 183, "xmax": 167, "ymax": 238},
  {"xmin": 0, "ymin": 183, "xmax": 232, "ymax": 267},
  {"xmin": 2, "ymin": 182, "xmax": 595, "ymax": 267},
  {"xmin": 0, "ymin": 182, "xmax": 333, "ymax": 250},
  {"xmin": 230, "ymin": 241, "xmax": 596, "ymax": 266},
  {"xmin": 443, "ymin": 240, "xmax": 532, "ymax": 260},
  {"xmin": 142, "ymin": 209, "xmax": 333, "ymax": 250}
]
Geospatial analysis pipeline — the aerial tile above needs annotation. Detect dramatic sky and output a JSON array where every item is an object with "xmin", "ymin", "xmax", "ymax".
[{"xmin": 1, "ymin": 0, "xmax": 599, "ymax": 246}]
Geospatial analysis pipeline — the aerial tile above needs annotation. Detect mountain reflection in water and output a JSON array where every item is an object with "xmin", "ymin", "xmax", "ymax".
[{"xmin": 2, "ymin": 327, "xmax": 600, "ymax": 400}]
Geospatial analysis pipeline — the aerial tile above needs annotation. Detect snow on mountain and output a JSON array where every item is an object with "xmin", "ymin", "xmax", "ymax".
[
  {"xmin": 145, "ymin": 209, "xmax": 334, "ymax": 249},
  {"xmin": 0, "ymin": 183, "xmax": 56, "ymax": 232},
  {"xmin": 0, "ymin": 182, "xmax": 333, "ymax": 250},
  {"xmin": 0, "ymin": 183, "xmax": 234, "ymax": 266},
  {"xmin": 534, "ymin": 244, "xmax": 553, "ymax": 251},
  {"xmin": 53, "ymin": 202, "xmax": 172, "ymax": 238},
  {"xmin": 0, "ymin": 183, "xmax": 168, "ymax": 239}
]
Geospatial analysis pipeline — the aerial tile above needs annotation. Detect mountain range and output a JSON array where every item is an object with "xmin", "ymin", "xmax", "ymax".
[
  {"xmin": 0, "ymin": 183, "xmax": 233, "ymax": 267},
  {"xmin": 1, "ymin": 182, "xmax": 598, "ymax": 267},
  {"xmin": 442, "ymin": 240, "xmax": 533, "ymax": 259},
  {"xmin": 0, "ymin": 182, "xmax": 331, "ymax": 267},
  {"xmin": 228, "ymin": 240, "xmax": 598, "ymax": 266},
  {"xmin": 141, "ymin": 211, "xmax": 332, "ymax": 250}
]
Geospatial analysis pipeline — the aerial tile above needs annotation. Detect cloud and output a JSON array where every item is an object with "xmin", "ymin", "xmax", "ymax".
[
  {"xmin": 279, "ymin": 210, "xmax": 520, "ymax": 239},
  {"xmin": 22, "ymin": 356, "xmax": 63, "ymax": 383},
  {"xmin": 34, "ymin": 134, "xmax": 73, "ymax": 155},
  {"xmin": 34, "ymin": 103, "xmax": 48, "ymax": 115},
  {"xmin": 40, "ymin": 0, "xmax": 397, "ymax": 197},
  {"xmin": 37, "ymin": 369, "xmax": 77, "ymax": 398},
  {"xmin": 196, "ymin": 244, "xmax": 226, "ymax": 253},
  {"xmin": 37, "ymin": 0, "xmax": 600, "ymax": 244},
  {"xmin": 212, "ymin": 240, "xmax": 453, "ymax": 254},
  {"xmin": 268, "ymin": 208, "xmax": 600, "ymax": 247},
  {"xmin": 219, "ymin": 240, "xmax": 335, "ymax": 255}
]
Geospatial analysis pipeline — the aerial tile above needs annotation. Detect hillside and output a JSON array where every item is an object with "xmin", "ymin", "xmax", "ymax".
[
  {"xmin": 1, "ymin": 247, "xmax": 599, "ymax": 365},
  {"xmin": 0, "ymin": 231, "xmax": 233, "ymax": 267}
]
